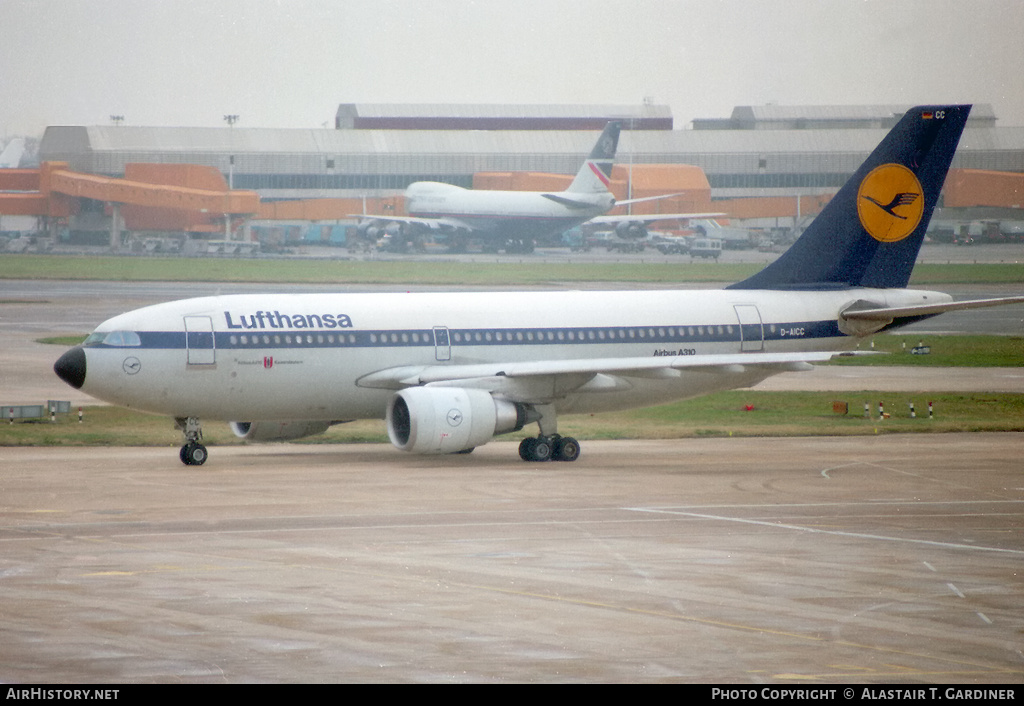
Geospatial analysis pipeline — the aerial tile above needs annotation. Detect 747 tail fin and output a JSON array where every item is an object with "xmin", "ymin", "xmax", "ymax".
[
  {"xmin": 729, "ymin": 105, "xmax": 971, "ymax": 291},
  {"xmin": 566, "ymin": 121, "xmax": 621, "ymax": 194}
]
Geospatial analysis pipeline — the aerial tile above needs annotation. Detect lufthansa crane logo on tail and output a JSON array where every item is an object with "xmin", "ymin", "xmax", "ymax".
[{"xmin": 857, "ymin": 163, "xmax": 925, "ymax": 242}]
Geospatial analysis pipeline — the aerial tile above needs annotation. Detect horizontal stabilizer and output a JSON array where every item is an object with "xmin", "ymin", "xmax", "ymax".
[
  {"xmin": 541, "ymin": 193, "xmax": 604, "ymax": 210},
  {"xmin": 842, "ymin": 296, "xmax": 1024, "ymax": 321}
]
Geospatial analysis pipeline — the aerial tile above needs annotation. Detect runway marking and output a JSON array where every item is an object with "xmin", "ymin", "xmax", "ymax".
[
  {"xmin": 634, "ymin": 499, "xmax": 1024, "ymax": 509},
  {"xmin": 82, "ymin": 564, "xmax": 258, "ymax": 578},
  {"xmin": 817, "ymin": 459, "xmax": 996, "ymax": 490},
  {"xmin": 628, "ymin": 506, "xmax": 1024, "ymax": 557},
  {"xmin": 2, "ymin": 500, "xmax": 1020, "ymax": 542}
]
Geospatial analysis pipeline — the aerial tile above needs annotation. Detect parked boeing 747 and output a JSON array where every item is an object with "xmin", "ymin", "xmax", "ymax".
[
  {"xmin": 354, "ymin": 120, "xmax": 719, "ymax": 252},
  {"xmin": 55, "ymin": 105, "xmax": 1023, "ymax": 465}
]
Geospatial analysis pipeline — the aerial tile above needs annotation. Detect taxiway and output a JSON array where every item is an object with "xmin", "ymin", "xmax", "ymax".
[{"xmin": 1, "ymin": 436, "xmax": 1022, "ymax": 682}]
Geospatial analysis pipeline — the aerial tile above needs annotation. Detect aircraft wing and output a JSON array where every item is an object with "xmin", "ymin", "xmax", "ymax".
[
  {"xmin": 350, "ymin": 214, "xmax": 477, "ymax": 232},
  {"xmin": 588, "ymin": 212, "xmax": 725, "ymax": 225},
  {"xmin": 357, "ymin": 350, "xmax": 838, "ymax": 401}
]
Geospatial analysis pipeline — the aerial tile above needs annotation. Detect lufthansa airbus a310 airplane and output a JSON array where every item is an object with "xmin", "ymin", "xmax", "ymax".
[{"xmin": 55, "ymin": 105, "xmax": 1023, "ymax": 465}]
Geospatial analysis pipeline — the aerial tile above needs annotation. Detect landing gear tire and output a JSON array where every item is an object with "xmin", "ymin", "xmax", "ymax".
[
  {"xmin": 180, "ymin": 442, "xmax": 208, "ymax": 466},
  {"xmin": 553, "ymin": 436, "xmax": 580, "ymax": 462},
  {"xmin": 531, "ymin": 437, "xmax": 552, "ymax": 462},
  {"xmin": 519, "ymin": 436, "xmax": 568, "ymax": 463},
  {"xmin": 176, "ymin": 416, "xmax": 207, "ymax": 466}
]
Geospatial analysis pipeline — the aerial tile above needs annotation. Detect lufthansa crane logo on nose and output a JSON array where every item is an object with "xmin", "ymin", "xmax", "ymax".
[
  {"xmin": 857, "ymin": 163, "xmax": 925, "ymax": 243},
  {"xmin": 446, "ymin": 408, "xmax": 464, "ymax": 427}
]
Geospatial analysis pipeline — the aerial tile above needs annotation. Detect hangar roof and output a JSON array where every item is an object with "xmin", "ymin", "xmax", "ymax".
[
  {"xmin": 738, "ymin": 104, "xmax": 996, "ymax": 121},
  {"xmin": 44, "ymin": 123, "xmax": 1024, "ymax": 157},
  {"xmin": 694, "ymin": 104, "xmax": 998, "ymax": 130},
  {"xmin": 335, "ymin": 103, "xmax": 674, "ymax": 130},
  {"xmin": 40, "ymin": 110, "xmax": 1024, "ymax": 179},
  {"xmin": 338, "ymin": 103, "xmax": 672, "ymax": 118}
]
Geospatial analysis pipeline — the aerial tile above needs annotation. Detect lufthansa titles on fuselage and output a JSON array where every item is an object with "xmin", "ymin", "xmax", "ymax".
[{"xmin": 224, "ymin": 310, "xmax": 354, "ymax": 331}]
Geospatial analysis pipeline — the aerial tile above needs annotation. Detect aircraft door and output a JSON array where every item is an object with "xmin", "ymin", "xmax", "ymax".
[
  {"xmin": 184, "ymin": 315, "xmax": 216, "ymax": 365},
  {"xmin": 734, "ymin": 305, "xmax": 764, "ymax": 352},
  {"xmin": 433, "ymin": 326, "xmax": 451, "ymax": 361}
]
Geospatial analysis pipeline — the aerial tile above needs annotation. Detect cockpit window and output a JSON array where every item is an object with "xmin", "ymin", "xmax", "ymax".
[{"xmin": 83, "ymin": 331, "xmax": 142, "ymax": 347}]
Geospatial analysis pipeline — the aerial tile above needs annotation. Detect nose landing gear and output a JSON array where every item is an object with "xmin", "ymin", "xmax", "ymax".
[{"xmin": 175, "ymin": 417, "xmax": 208, "ymax": 466}]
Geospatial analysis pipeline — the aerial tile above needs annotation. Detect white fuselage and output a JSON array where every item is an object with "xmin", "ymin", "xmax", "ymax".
[
  {"xmin": 74, "ymin": 287, "xmax": 948, "ymax": 423},
  {"xmin": 405, "ymin": 182, "xmax": 614, "ymax": 238}
]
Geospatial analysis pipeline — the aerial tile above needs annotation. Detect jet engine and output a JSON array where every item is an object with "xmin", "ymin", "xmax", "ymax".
[
  {"xmin": 615, "ymin": 221, "xmax": 648, "ymax": 240},
  {"xmin": 229, "ymin": 420, "xmax": 333, "ymax": 442},
  {"xmin": 387, "ymin": 387, "xmax": 529, "ymax": 455},
  {"xmin": 357, "ymin": 220, "xmax": 384, "ymax": 240}
]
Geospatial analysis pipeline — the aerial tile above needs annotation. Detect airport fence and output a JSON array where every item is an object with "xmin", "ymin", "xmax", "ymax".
[{"xmin": 5, "ymin": 401, "xmax": 72, "ymax": 423}]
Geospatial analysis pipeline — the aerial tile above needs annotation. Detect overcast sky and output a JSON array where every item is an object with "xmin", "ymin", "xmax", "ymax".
[{"xmin": 3, "ymin": 0, "xmax": 1023, "ymax": 137}]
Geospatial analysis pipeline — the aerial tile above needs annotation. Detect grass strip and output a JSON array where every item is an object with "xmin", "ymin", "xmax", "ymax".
[
  {"xmin": 3, "ymin": 391, "xmax": 1021, "ymax": 448},
  {"xmin": 3, "ymin": 254, "xmax": 1024, "ymax": 285}
]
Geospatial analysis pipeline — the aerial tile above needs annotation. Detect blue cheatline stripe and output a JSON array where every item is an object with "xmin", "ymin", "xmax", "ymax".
[{"xmin": 90, "ymin": 320, "xmax": 846, "ymax": 351}]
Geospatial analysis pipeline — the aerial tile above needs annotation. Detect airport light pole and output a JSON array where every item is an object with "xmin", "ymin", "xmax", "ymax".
[
  {"xmin": 223, "ymin": 115, "xmax": 240, "ymax": 240},
  {"xmin": 222, "ymin": 114, "xmax": 239, "ymax": 189},
  {"xmin": 627, "ymin": 116, "xmax": 634, "ymax": 214}
]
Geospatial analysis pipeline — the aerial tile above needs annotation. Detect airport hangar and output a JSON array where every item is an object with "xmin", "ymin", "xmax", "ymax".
[{"xmin": 31, "ymin": 103, "xmax": 1024, "ymax": 247}]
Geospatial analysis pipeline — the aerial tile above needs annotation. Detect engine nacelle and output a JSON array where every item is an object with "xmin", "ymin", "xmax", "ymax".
[
  {"xmin": 387, "ymin": 387, "xmax": 528, "ymax": 455},
  {"xmin": 615, "ymin": 221, "xmax": 648, "ymax": 240},
  {"xmin": 230, "ymin": 420, "xmax": 332, "ymax": 442},
  {"xmin": 357, "ymin": 220, "xmax": 382, "ymax": 239}
]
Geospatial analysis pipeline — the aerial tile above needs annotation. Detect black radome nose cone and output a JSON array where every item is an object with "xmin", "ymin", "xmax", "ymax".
[{"xmin": 54, "ymin": 346, "xmax": 87, "ymax": 389}]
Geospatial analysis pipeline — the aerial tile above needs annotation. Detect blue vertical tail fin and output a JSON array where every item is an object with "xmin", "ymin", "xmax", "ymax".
[{"xmin": 728, "ymin": 105, "xmax": 971, "ymax": 291}]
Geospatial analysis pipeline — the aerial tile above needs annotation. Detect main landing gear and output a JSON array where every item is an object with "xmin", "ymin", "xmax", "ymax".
[
  {"xmin": 176, "ymin": 416, "xmax": 208, "ymax": 466},
  {"xmin": 516, "ymin": 404, "xmax": 579, "ymax": 462},
  {"xmin": 518, "ymin": 435, "xmax": 581, "ymax": 463}
]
